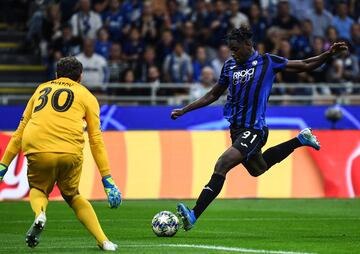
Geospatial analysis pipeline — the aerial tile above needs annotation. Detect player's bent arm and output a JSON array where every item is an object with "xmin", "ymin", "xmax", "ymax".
[
  {"xmin": 0, "ymin": 95, "xmax": 34, "ymax": 166},
  {"xmin": 285, "ymin": 53, "xmax": 332, "ymax": 73},
  {"xmin": 183, "ymin": 83, "xmax": 226, "ymax": 112},
  {"xmin": 171, "ymin": 83, "xmax": 227, "ymax": 119},
  {"xmin": 285, "ymin": 42, "xmax": 348, "ymax": 73}
]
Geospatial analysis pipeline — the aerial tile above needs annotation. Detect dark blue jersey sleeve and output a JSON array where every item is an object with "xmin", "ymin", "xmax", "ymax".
[
  {"xmin": 267, "ymin": 53, "xmax": 289, "ymax": 73},
  {"xmin": 218, "ymin": 64, "xmax": 229, "ymax": 86}
]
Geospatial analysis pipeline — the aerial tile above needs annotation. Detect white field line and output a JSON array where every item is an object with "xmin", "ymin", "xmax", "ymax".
[
  {"xmin": 0, "ymin": 243, "xmax": 316, "ymax": 254},
  {"xmin": 118, "ymin": 244, "xmax": 317, "ymax": 254},
  {"xmin": 2, "ymin": 217, "xmax": 359, "ymax": 224}
]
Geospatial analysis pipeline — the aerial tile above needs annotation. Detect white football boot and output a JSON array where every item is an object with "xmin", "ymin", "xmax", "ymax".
[
  {"xmin": 98, "ymin": 240, "xmax": 118, "ymax": 251},
  {"xmin": 25, "ymin": 211, "xmax": 47, "ymax": 248}
]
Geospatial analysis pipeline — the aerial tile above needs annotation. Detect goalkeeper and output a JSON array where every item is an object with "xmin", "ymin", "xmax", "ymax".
[{"xmin": 0, "ymin": 57, "xmax": 121, "ymax": 251}]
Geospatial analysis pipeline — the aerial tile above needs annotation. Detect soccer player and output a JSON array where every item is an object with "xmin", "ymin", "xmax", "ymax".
[
  {"xmin": 171, "ymin": 27, "xmax": 348, "ymax": 231},
  {"xmin": 0, "ymin": 57, "xmax": 121, "ymax": 251}
]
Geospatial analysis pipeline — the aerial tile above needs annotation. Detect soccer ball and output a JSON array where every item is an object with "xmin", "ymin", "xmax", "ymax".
[{"xmin": 151, "ymin": 211, "xmax": 179, "ymax": 237}]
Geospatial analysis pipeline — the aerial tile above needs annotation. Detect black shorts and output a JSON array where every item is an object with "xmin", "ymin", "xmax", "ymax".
[{"xmin": 230, "ymin": 126, "xmax": 269, "ymax": 161}]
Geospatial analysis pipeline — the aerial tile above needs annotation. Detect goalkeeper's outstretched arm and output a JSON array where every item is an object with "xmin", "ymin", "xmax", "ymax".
[{"xmin": 85, "ymin": 94, "xmax": 122, "ymax": 208}]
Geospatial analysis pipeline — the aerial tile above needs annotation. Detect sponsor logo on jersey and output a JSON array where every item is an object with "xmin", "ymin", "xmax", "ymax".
[{"xmin": 233, "ymin": 68, "xmax": 255, "ymax": 85}]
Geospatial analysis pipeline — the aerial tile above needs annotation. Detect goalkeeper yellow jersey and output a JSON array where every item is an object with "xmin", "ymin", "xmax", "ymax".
[{"xmin": 1, "ymin": 77, "xmax": 110, "ymax": 176}]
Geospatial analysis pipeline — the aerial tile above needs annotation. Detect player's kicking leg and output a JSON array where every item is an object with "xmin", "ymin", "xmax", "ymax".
[
  {"xmin": 241, "ymin": 128, "xmax": 320, "ymax": 179},
  {"xmin": 258, "ymin": 127, "xmax": 320, "ymax": 173},
  {"xmin": 177, "ymin": 146, "xmax": 244, "ymax": 230},
  {"xmin": 243, "ymin": 128, "xmax": 320, "ymax": 176}
]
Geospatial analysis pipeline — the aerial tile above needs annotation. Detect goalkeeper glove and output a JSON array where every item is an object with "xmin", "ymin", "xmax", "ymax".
[
  {"xmin": 102, "ymin": 175, "xmax": 122, "ymax": 208},
  {"xmin": 0, "ymin": 163, "xmax": 8, "ymax": 181}
]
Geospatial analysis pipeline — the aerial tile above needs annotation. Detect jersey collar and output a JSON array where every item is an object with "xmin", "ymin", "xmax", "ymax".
[
  {"xmin": 56, "ymin": 77, "xmax": 79, "ymax": 85},
  {"xmin": 233, "ymin": 51, "xmax": 259, "ymax": 65},
  {"xmin": 247, "ymin": 51, "xmax": 259, "ymax": 63}
]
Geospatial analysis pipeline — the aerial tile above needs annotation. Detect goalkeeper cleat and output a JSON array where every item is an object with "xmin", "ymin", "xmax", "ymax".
[
  {"xmin": 177, "ymin": 203, "xmax": 196, "ymax": 231},
  {"xmin": 297, "ymin": 128, "xmax": 321, "ymax": 151},
  {"xmin": 25, "ymin": 212, "xmax": 46, "ymax": 248},
  {"xmin": 98, "ymin": 240, "xmax": 118, "ymax": 251}
]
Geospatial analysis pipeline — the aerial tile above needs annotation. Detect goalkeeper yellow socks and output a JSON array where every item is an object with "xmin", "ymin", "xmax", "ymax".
[
  {"xmin": 29, "ymin": 188, "xmax": 48, "ymax": 217},
  {"xmin": 30, "ymin": 190, "xmax": 108, "ymax": 244},
  {"xmin": 71, "ymin": 195, "xmax": 108, "ymax": 243}
]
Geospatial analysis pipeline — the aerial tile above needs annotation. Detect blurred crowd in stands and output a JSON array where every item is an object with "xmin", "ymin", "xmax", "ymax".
[{"xmin": 4, "ymin": 0, "xmax": 360, "ymax": 98}]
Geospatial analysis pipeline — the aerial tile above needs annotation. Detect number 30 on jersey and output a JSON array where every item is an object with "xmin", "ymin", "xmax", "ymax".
[{"xmin": 34, "ymin": 87, "xmax": 74, "ymax": 113}]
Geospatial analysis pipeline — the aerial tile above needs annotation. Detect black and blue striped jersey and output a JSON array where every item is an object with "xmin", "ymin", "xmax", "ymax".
[{"xmin": 219, "ymin": 51, "xmax": 288, "ymax": 130}]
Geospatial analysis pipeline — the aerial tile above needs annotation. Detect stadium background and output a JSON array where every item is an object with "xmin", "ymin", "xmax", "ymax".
[{"xmin": 0, "ymin": 0, "xmax": 359, "ymax": 201}]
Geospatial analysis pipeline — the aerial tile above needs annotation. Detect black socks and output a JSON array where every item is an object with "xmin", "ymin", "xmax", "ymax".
[
  {"xmin": 193, "ymin": 173, "xmax": 225, "ymax": 219},
  {"xmin": 263, "ymin": 137, "xmax": 302, "ymax": 169}
]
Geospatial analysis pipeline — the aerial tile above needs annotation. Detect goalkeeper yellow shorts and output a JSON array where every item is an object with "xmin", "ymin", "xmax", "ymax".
[{"xmin": 27, "ymin": 153, "xmax": 83, "ymax": 197}]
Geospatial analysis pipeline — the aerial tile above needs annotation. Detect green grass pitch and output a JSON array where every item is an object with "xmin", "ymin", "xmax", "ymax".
[{"xmin": 0, "ymin": 199, "xmax": 359, "ymax": 254}]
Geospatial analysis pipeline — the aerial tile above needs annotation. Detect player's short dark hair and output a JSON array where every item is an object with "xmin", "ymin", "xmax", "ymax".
[
  {"xmin": 56, "ymin": 56, "xmax": 83, "ymax": 81},
  {"xmin": 226, "ymin": 26, "xmax": 253, "ymax": 45}
]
